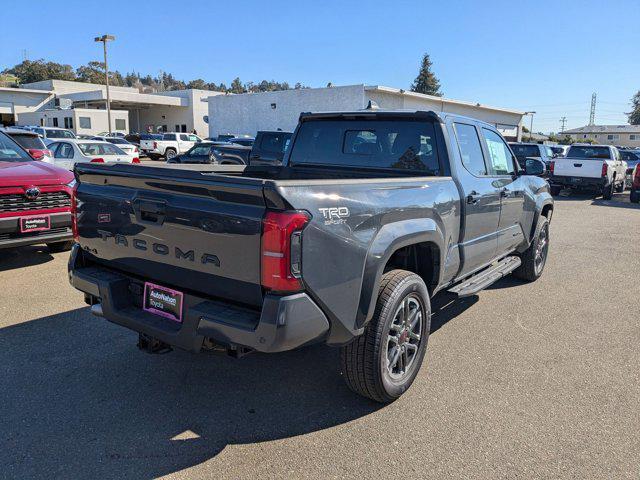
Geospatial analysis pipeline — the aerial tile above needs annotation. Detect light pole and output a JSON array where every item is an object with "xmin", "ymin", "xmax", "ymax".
[
  {"xmin": 524, "ymin": 111, "xmax": 536, "ymax": 142},
  {"xmin": 94, "ymin": 34, "xmax": 115, "ymax": 134}
]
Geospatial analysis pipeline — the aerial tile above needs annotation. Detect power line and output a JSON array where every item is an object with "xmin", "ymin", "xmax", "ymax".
[{"xmin": 560, "ymin": 117, "xmax": 567, "ymax": 132}]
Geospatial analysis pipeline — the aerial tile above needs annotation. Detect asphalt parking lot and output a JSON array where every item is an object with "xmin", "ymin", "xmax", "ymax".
[{"xmin": 1, "ymin": 192, "xmax": 638, "ymax": 479}]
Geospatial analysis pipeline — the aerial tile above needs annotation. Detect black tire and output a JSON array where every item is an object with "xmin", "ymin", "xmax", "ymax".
[
  {"xmin": 602, "ymin": 181, "xmax": 614, "ymax": 200},
  {"xmin": 148, "ymin": 154, "xmax": 161, "ymax": 161},
  {"xmin": 340, "ymin": 269, "xmax": 431, "ymax": 403},
  {"xmin": 514, "ymin": 216, "xmax": 549, "ymax": 282},
  {"xmin": 550, "ymin": 185, "xmax": 561, "ymax": 196},
  {"xmin": 616, "ymin": 180, "xmax": 625, "ymax": 193},
  {"xmin": 46, "ymin": 241, "xmax": 74, "ymax": 253},
  {"xmin": 164, "ymin": 148, "xmax": 177, "ymax": 160},
  {"xmin": 630, "ymin": 189, "xmax": 640, "ymax": 204}
]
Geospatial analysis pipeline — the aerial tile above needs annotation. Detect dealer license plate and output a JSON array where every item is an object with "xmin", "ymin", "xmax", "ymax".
[
  {"xmin": 20, "ymin": 215, "xmax": 50, "ymax": 233},
  {"xmin": 143, "ymin": 282, "xmax": 184, "ymax": 323}
]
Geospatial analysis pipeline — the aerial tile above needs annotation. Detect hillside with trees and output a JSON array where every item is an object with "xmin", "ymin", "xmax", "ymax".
[{"xmin": 1, "ymin": 59, "xmax": 304, "ymax": 94}]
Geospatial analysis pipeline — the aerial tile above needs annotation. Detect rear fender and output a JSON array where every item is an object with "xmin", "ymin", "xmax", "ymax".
[{"xmin": 355, "ymin": 218, "xmax": 445, "ymax": 329}]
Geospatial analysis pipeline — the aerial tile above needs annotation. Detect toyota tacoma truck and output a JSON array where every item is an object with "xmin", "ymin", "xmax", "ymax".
[
  {"xmin": 0, "ymin": 131, "xmax": 74, "ymax": 251},
  {"xmin": 68, "ymin": 110, "xmax": 553, "ymax": 403},
  {"xmin": 549, "ymin": 144, "xmax": 627, "ymax": 198}
]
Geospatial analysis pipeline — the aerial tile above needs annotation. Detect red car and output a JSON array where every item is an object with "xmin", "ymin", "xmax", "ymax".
[
  {"xmin": 631, "ymin": 164, "xmax": 640, "ymax": 203},
  {"xmin": 0, "ymin": 131, "xmax": 74, "ymax": 252}
]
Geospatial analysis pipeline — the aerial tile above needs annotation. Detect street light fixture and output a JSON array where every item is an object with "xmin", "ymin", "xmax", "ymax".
[
  {"xmin": 524, "ymin": 111, "xmax": 536, "ymax": 142},
  {"xmin": 94, "ymin": 34, "xmax": 115, "ymax": 134}
]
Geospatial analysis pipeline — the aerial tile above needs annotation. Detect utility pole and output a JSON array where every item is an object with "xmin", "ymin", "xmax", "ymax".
[
  {"xmin": 560, "ymin": 116, "xmax": 567, "ymax": 133},
  {"xmin": 94, "ymin": 35, "xmax": 115, "ymax": 134},
  {"xmin": 524, "ymin": 111, "xmax": 536, "ymax": 141},
  {"xmin": 589, "ymin": 92, "xmax": 596, "ymax": 126}
]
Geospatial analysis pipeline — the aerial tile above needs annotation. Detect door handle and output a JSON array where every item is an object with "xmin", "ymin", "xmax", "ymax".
[{"xmin": 466, "ymin": 191, "xmax": 480, "ymax": 205}]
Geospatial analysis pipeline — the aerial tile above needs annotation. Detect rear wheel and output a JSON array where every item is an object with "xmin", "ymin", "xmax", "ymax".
[
  {"xmin": 514, "ymin": 216, "xmax": 549, "ymax": 282},
  {"xmin": 340, "ymin": 269, "xmax": 431, "ymax": 403},
  {"xmin": 602, "ymin": 181, "xmax": 614, "ymax": 200},
  {"xmin": 631, "ymin": 189, "xmax": 640, "ymax": 204},
  {"xmin": 47, "ymin": 241, "xmax": 73, "ymax": 253},
  {"xmin": 164, "ymin": 148, "xmax": 177, "ymax": 160},
  {"xmin": 616, "ymin": 180, "xmax": 625, "ymax": 193}
]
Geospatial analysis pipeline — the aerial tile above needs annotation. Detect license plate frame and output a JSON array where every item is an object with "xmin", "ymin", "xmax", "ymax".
[
  {"xmin": 20, "ymin": 215, "xmax": 51, "ymax": 233},
  {"xmin": 143, "ymin": 282, "xmax": 184, "ymax": 323}
]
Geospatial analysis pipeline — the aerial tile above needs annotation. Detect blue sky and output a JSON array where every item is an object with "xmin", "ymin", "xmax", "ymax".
[{"xmin": 1, "ymin": 0, "xmax": 638, "ymax": 133}]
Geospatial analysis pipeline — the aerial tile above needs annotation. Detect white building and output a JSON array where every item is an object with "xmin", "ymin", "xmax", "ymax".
[
  {"xmin": 0, "ymin": 79, "xmax": 220, "ymax": 135},
  {"xmin": 206, "ymin": 84, "xmax": 525, "ymax": 141},
  {"xmin": 560, "ymin": 124, "xmax": 640, "ymax": 148}
]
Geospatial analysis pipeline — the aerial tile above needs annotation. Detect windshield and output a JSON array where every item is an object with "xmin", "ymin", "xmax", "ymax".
[
  {"xmin": 8, "ymin": 133, "xmax": 46, "ymax": 150},
  {"xmin": 0, "ymin": 132, "xmax": 33, "ymax": 162},
  {"xmin": 45, "ymin": 129, "xmax": 76, "ymax": 139},
  {"xmin": 289, "ymin": 119, "xmax": 441, "ymax": 174},
  {"xmin": 141, "ymin": 134, "xmax": 163, "ymax": 140},
  {"xmin": 567, "ymin": 146, "xmax": 611, "ymax": 159},
  {"xmin": 509, "ymin": 144, "xmax": 540, "ymax": 158},
  {"xmin": 106, "ymin": 138, "xmax": 129, "ymax": 145},
  {"xmin": 620, "ymin": 151, "xmax": 640, "ymax": 161},
  {"xmin": 78, "ymin": 143, "xmax": 126, "ymax": 156}
]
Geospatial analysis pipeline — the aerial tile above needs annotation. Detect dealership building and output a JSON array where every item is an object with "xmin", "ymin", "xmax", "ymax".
[
  {"xmin": 0, "ymin": 80, "xmax": 218, "ymax": 135},
  {"xmin": 1, "ymin": 80, "xmax": 525, "ymax": 141},
  {"xmin": 206, "ymin": 84, "xmax": 525, "ymax": 141}
]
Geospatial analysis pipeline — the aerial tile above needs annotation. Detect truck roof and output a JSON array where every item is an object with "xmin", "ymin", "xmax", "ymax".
[{"xmin": 298, "ymin": 109, "xmax": 498, "ymax": 130}]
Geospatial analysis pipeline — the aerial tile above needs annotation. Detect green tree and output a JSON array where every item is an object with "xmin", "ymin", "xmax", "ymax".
[
  {"xmin": 3, "ymin": 59, "xmax": 76, "ymax": 84},
  {"xmin": 187, "ymin": 78, "xmax": 207, "ymax": 90},
  {"xmin": 76, "ymin": 61, "xmax": 124, "ymax": 86},
  {"xmin": 230, "ymin": 77, "xmax": 245, "ymax": 94},
  {"xmin": 411, "ymin": 53, "xmax": 442, "ymax": 96},
  {"xmin": 628, "ymin": 91, "xmax": 640, "ymax": 125}
]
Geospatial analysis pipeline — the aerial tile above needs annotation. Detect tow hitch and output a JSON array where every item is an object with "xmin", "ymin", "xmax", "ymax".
[{"xmin": 137, "ymin": 333, "xmax": 172, "ymax": 354}]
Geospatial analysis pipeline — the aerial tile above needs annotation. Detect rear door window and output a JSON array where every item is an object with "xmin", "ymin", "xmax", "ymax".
[
  {"xmin": 289, "ymin": 119, "xmax": 441, "ymax": 174},
  {"xmin": 454, "ymin": 123, "xmax": 487, "ymax": 176}
]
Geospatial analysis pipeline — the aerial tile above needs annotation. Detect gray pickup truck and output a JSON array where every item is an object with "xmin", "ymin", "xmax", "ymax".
[{"xmin": 68, "ymin": 110, "xmax": 553, "ymax": 403}]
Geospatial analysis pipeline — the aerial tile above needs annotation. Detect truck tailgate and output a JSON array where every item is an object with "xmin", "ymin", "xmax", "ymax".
[
  {"xmin": 139, "ymin": 140, "xmax": 155, "ymax": 151},
  {"xmin": 74, "ymin": 164, "xmax": 268, "ymax": 307},
  {"xmin": 553, "ymin": 158, "xmax": 603, "ymax": 178}
]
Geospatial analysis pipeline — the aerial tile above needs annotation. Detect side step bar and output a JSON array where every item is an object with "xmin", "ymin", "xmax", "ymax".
[{"xmin": 448, "ymin": 256, "xmax": 521, "ymax": 297}]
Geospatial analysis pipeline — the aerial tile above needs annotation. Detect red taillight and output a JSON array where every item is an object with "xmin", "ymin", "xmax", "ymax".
[
  {"xmin": 134, "ymin": 147, "xmax": 139, "ymax": 153},
  {"xmin": 27, "ymin": 148, "xmax": 45, "ymax": 160},
  {"xmin": 549, "ymin": 161, "xmax": 554, "ymax": 175},
  {"xmin": 90, "ymin": 158, "xmax": 105, "ymax": 163},
  {"xmin": 71, "ymin": 182, "xmax": 79, "ymax": 242},
  {"xmin": 153, "ymin": 142, "xmax": 157, "ymax": 149},
  {"xmin": 601, "ymin": 163, "xmax": 608, "ymax": 177},
  {"xmin": 261, "ymin": 210, "xmax": 310, "ymax": 292},
  {"xmin": 633, "ymin": 167, "xmax": 640, "ymax": 188},
  {"xmin": 132, "ymin": 157, "xmax": 140, "ymax": 164},
  {"xmin": 44, "ymin": 149, "xmax": 53, "ymax": 157}
]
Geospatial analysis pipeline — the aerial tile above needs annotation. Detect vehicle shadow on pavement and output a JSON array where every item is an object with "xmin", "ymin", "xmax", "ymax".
[
  {"xmin": 0, "ymin": 307, "xmax": 383, "ymax": 479},
  {"xmin": 552, "ymin": 191, "xmax": 637, "ymax": 209},
  {"xmin": 0, "ymin": 245, "xmax": 56, "ymax": 272},
  {"xmin": 430, "ymin": 293, "xmax": 479, "ymax": 333}
]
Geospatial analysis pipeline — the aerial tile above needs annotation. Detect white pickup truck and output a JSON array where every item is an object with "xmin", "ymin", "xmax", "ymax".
[
  {"xmin": 549, "ymin": 144, "xmax": 627, "ymax": 199},
  {"xmin": 140, "ymin": 132, "xmax": 203, "ymax": 160}
]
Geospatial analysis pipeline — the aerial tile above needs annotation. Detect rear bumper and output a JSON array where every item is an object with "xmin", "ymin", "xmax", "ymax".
[
  {"xmin": 0, "ymin": 212, "xmax": 72, "ymax": 249},
  {"xmin": 550, "ymin": 176, "xmax": 607, "ymax": 189},
  {"xmin": 67, "ymin": 244, "xmax": 330, "ymax": 353}
]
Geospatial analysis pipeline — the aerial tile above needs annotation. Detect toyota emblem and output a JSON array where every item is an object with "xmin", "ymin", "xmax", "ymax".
[{"xmin": 25, "ymin": 187, "xmax": 40, "ymax": 200}]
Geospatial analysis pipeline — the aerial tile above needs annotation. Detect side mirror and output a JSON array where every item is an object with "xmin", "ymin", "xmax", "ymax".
[{"xmin": 524, "ymin": 158, "xmax": 545, "ymax": 176}]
